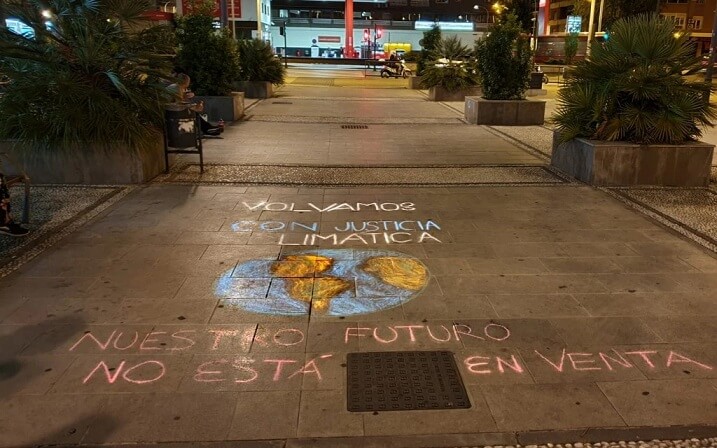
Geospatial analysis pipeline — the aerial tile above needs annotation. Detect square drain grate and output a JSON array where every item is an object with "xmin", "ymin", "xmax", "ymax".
[
  {"xmin": 272, "ymin": 101, "xmax": 293, "ymax": 104},
  {"xmin": 347, "ymin": 351, "xmax": 471, "ymax": 412},
  {"xmin": 341, "ymin": 124, "xmax": 369, "ymax": 129}
]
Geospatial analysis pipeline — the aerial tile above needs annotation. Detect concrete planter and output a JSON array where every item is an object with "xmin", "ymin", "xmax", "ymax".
[
  {"xmin": 428, "ymin": 85, "xmax": 482, "ymax": 102},
  {"xmin": 464, "ymin": 97, "xmax": 546, "ymax": 125},
  {"xmin": 408, "ymin": 76, "xmax": 424, "ymax": 90},
  {"xmin": 0, "ymin": 134, "xmax": 166, "ymax": 184},
  {"xmin": 550, "ymin": 131, "xmax": 715, "ymax": 186},
  {"xmin": 195, "ymin": 92, "xmax": 244, "ymax": 122},
  {"xmin": 238, "ymin": 81, "xmax": 274, "ymax": 99}
]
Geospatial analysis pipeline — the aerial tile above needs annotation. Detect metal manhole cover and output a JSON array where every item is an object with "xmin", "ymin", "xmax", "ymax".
[
  {"xmin": 347, "ymin": 351, "xmax": 471, "ymax": 412},
  {"xmin": 272, "ymin": 101, "xmax": 293, "ymax": 104},
  {"xmin": 341, "ymin": 124, "xmax": 369, "ymax": 129}
]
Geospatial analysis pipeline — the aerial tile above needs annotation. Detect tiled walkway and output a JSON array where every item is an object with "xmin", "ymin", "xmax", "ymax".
[{"xmin": 0, "ymin": 83, "xmax": 716, "ymax": 447}]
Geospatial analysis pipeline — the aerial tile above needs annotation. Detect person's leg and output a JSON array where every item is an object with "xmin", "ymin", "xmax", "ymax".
[{"xmin": 0, "ymin": 173, "xmax": 28, "ymax": 237}]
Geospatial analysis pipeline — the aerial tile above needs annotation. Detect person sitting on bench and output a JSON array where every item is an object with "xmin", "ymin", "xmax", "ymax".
[
  {"xmin": 167, "ymin": 74, "xmax": 223, "ymax": 136},
  {"xmin": 0, "ymin": 173, "xmax": 28, "ymax": 237}
]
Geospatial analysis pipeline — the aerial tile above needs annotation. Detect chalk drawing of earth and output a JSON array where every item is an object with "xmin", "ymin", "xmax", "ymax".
[{"xmin": 215, "ymin": 249, "xmax": 430, "ymax": 316}]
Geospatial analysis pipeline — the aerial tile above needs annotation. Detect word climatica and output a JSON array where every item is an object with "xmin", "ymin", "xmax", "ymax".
[{"xmin": 277, "ymin": 231, "xmax": 441, "ymax": 246}]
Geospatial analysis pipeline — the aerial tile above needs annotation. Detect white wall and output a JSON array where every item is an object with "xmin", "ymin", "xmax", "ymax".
[{"xmin": 269, "ymin": 26, "xmax": 483, "ymax": 51}]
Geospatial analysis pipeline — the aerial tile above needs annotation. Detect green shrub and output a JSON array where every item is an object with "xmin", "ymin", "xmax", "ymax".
[
  {"xmin": 417, "ymin": 25, "xmax": 441, "ymax": 76},
  {"xmin": 402, "ymin": 50, "xmax": 420, "ymax": 63},
  {"xmin": 175, "ymin": 0, "xmax": 240, "ymax": 96},
  {"xmin": 474, "ymin": 14, "xmax": 532, "ymax": 100},
  {"xmin": 564, "ymin": 32, "xmax": 579, "ymax": 65},
  {"xmin": 420, "ymin": 36, "xmax": 479, "ymax": 92},
  {"xmin": 552, "ymin": 14, "xmax": 716, "ymax": 144},
  {"xmin": 237, "ymin": 39, "xmax": 286, "ymax": 85},
  {"xmin": 0, "ymin": 0, "xmax": 175, "ymax": 153}
]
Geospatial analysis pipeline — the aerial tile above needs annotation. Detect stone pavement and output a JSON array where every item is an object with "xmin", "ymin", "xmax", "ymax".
[{"xmin": 1, "ymin": 80, "xmax": 717, "ymax": 447}]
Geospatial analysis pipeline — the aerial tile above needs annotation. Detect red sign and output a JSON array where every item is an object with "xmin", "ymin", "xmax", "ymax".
[
  {"xmin": 318, "ymin": 36, "xmax": 341, "ymax": 43},
  {"xmin": 141, "ymin": 10, "xmax": 174, "ymax": 21},
  {"xmin": 181, "ymin": 0, "xmax": 240, "ymax": 19}
]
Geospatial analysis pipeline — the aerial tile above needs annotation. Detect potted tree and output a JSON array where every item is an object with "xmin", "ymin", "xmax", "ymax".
[
  {"xmin": 236, "ymin": 39, "xmax": 286, "ymax": 99},
  {"xmin": 551, "ymin": 14, "xmax": 715, "ymax": 186},
  {"xmin": 0, "ymin": 0, "xmax": 175, "ymax": 184},
  {"xmin": 175, "ymin": 0, "xmax": 243, "ymax": 122},
  {"xmin": 411, "ymin": 25, "xmax": 441, "ymax": 90},
  {"xmin": 467, "ymin": 14, "xmax": 545, "ymax": 125},
  {"xmin": 421, "ymin": 36, "xmax": 481, "ymax": 101}
]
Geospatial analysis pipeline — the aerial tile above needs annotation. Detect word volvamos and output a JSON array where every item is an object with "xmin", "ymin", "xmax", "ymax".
[{"xmin": 243, "ymin": 201, "xmax": 416, "ymax": 213}]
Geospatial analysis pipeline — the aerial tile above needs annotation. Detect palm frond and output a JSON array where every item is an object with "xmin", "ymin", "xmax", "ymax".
[{"xmin": 553, "ymin": 13, "xmax": 715, "ymax": 145}]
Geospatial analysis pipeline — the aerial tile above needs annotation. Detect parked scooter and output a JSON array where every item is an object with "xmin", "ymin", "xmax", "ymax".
[{"xmin": 380, "ymin": 60, "xmax": 412, "ymax": 78}]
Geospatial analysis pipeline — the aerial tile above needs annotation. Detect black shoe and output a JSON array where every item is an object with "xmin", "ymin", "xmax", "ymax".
[
  {"xmin": 203, "ymin": 127, "xmax": 222, "ymax": 136},
  {"xmin": 0, "ymin": 222, "xmax": 29, "ymax": 237}
]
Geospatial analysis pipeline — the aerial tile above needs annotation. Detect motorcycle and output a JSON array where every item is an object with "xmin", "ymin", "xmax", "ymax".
[{"xmin": 380, "ymin": 60, "xmax": 412, "ymax": 79}]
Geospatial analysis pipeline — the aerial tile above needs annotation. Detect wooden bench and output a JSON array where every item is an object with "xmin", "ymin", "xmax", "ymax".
[{"xmin": 1, "ymin": 153, "xmax": 30, "ymax": 224}]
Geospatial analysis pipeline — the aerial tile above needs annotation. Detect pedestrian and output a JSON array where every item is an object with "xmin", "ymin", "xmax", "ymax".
[
  {"xmin": 0, "ymin": 173, "xmax": 29, "ymax": 237},
  {"xmin": 167, "ymin": 74, "xmax": 223, "ymax": 136}
]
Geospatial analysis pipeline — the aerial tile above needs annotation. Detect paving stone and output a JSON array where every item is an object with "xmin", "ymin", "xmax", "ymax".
[
  {"xmin": 479, "ymin": 383, "xmax": 626, "ymax": 431},
  {"xmin": 643, "ymin": 316, "xmax": 717, "ymax": 343},
  {"xmin": 679, "ymin": 253, "xmax": 717, "ymax": 272},
  {"xmin": 297, "ymin": 390, "xmax": 364, "ymax": 438},
  {"xmin": 176, "ymin": 231, "xmax": 250, "ymax": 245},
  {"xmin": 609, "ymin": 256, "xmax": 700, "ymax": 274},
  {"xmin": 443, "ymin": 295, "xmax": 500, "ymax": 319},
  {"xmin": 87, "ymin": 274, "xmax": 186, "ymax": 300},
  {"xmin": 362, "ymin": 406, "xmax": 497, "ymax": 436},
  {"xmin": 437, "ymin": 275, "xmax": 609, "ymax": 296},
  {"xmin": 82, "ymin": 393, "xmax": 238, "ymax": 443},
  {"xmin": 228, "ymin": 390, "xmax": 300, "ymax": 439},
  {"xmin": 211, "ymin": 299, "xmax": 307, "ymax": 324},
  {"xmin": 250, "ymin": 323, "xmax": 308, "ymax": 353},
  {"xmin": 487, "ymin": 294, "xmax": 589, "ymax": 318},
  {"xmin": 573, "ymin": 292, "xmax": 717, "ymax": 317},
  {"xmin": 0, "ymin": 355, "xmax": 76, "ymax": 396},
  {"xmin": 599, "ymin": 379, "xmax": 717, "ymax": 426},
  {"xmin": 0, "ymin": 276, "xmax": 97, "ymax": 299},
  {"xmin": 539, "ymin": 258, "xmax": 622, "ymax": 274},
  {"xmin": 0, "ymin": 394, "xmax": 108, "ymax": 447},
  {"xmin": 593, "ymin": 273, "xmax": 686, "ymax": 293},
  {"xmin": 451, "ymin": 318, "xmax": 566, "ymax": 349},
  {"xmin": 417, "ymin": 258, "xmax": 472, "ymax": 276},
  {"xmin": 466, "ymin": 257, "xmax": 549, "ymax": 274},
  {"xmin": 306, "ymin": 322, "xmax": 361, "ymax": 352},
  {"xmin": 109, "ymin": 298, "xmax": 217, "ymax": 325},
  {"xmin": 1, "ymin": 297, "xmax": 120, "ymax": 325},
  {"xmin": 549, "ymin": 317, "xmax": 663, "ymax": 346}
]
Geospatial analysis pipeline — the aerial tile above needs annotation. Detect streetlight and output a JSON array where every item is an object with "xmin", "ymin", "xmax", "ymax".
[
  {"xmin": 473, "ymin": 4, "xmax": 493, "ymax": 23},
  {"xmin": 586, "ymin": 0, "xmax": 597, "ymax": 57},
  {"xmin": 492, "ymin": 2, "xmax": 506, "ymax": 15}
]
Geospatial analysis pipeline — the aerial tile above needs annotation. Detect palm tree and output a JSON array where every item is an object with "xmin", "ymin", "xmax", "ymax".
[
  {"xmin": 552, "ymin": 14, "xmax": 715, "ymax": 144},
  {"xmin": 420, "ymin": 36, "xmax": 479, "ymax": 92},
  {"xmin": 0, "ymin": 0, "xmax": 176, "ymax": 153}
]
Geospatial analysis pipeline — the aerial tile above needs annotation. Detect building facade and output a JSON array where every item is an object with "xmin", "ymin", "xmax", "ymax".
[{"xmin": 535, "ymin": 0, "xmax": 716, "ymax": 62}]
